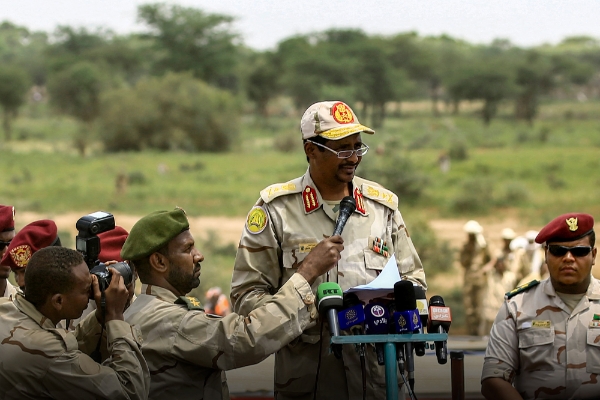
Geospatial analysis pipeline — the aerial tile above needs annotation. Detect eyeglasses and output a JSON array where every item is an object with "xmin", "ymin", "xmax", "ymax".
[
  {"xmin": 307, "ymin": 140, "xmax": 369, "ymax": 159},
  {"xmin": 0, "ymin": 240, "xmax": 11, "ymax": 251},
  {"xmin": 547, "ymin": 245, "xmax": 592, "ymax": 257}
]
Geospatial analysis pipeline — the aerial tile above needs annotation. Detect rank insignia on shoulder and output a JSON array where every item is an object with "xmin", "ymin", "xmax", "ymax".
[
  {"xmin": 175, "ymin": 296, "xmax": 204, "ymax": 310},
  {"xmin": 505, "ymin": 280, "xmax": 540, "ymax": 299},
  {"xmin": 246, "ymin": 206, "xmax": 268, "ymax": 234}
]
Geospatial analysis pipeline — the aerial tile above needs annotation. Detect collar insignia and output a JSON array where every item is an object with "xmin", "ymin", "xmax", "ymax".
[
  {"xmin": 303, "ymin": 186, "xmax": 319, "ymax": 213},
  {"xmin": 354, "ymin": 187, "xmax": 366, "ymax": 215}
]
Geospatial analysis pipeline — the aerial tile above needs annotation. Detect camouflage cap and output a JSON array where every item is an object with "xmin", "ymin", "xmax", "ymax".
[
  {"xmin": 121, "ymin": 208, "xmax": 189, "ymax": 261},
  {"xmin": 535, "ymin": 213, "xmax": 594, "ymax": 244},
  {"xmin": 301, "ymin": 101, "xmax": 374, "ymax": 141}
]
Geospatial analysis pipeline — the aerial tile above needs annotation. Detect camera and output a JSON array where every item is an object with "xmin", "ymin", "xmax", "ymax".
[{"xmin": 76, "ymin": 211, "xmax": 133, "ymax": 291}]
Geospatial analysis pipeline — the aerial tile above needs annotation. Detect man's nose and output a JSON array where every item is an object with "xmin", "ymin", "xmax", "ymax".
[{"xmin": 193, "ymin": 249, "xmax": 204, "ymax": 263}]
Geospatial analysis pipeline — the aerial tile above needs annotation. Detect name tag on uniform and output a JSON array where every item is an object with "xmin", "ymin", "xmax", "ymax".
[
  {"xmin": 532, "ymin": 320, "xmax": 551, "ymax": 328},
  {"xmin": 299, "ymin": 243, "xmax": 317, "ymax": 253}
]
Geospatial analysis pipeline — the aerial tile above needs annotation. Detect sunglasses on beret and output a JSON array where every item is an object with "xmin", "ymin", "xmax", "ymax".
[
  {"xmin": 0, "ymin": 240, "xmax": 11, "ymax": 251},
  {"xmin": 547, "ymin": 245, "xmax": 592, "ymax": 257}
]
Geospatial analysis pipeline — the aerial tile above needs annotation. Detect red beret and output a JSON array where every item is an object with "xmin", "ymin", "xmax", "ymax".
[
  {"xmin": 98, "ymin": 226, "xmax": 129, "ymax": 262},
  {"xmin": 0, "ymin": 205, "xmax": 15, "ymax": 232},
  {"xmin": 0, "ymin": 220, "xmax": 58, "ymax": 269},
  {"xmin": 535, "ymin": 213, "xmax": 594, "ymax": 244}
]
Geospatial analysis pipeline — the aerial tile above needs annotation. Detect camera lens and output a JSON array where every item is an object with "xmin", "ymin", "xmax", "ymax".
[{"xmin": 112, "ymin": 262, "xmax": 133, "ymax": 286}]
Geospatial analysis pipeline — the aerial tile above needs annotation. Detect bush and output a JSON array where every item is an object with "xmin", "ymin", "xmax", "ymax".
[
  {"xmin": 448, "ymin": 138, "xmax": 468, "ymax": 161},
  {"xmin": 408, "ymin": 216, "xmax": 455, "ymax": 277},
  {"xmin": 449, "ymin": 178, "xmax": 494, "ymax": 214},
  {"xmin": 99, "ymin": 72, "xmax": 240, "ymax": 152},
  {"xmin": 497, "ymin": 181, "xmax": 530, "ymax": 206}
]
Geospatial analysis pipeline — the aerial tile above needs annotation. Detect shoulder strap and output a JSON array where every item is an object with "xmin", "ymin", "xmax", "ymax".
[
  {"xmin": 175, "ymin": 296, "xmax": 204, "ymax": 310},
  {"xmin": 506, "ymin": 280, "xmax": 540, "ymax": 299},
  {"xmin": 260, "ymin": 177, "xmax": 303, "ymax": 204}
]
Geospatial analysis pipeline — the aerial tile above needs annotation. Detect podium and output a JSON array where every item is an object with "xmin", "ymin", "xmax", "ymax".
[{"xmin": 331, "ymin": 333, "xmax": 449, "ymax": 400}]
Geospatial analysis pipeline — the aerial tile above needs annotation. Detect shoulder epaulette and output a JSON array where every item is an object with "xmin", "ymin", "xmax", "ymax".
[
  {"xmin": 505, "ymin": 280, "xmax": 540, "ymax": 299},
  {"xmin": 359, "ymin": 180, "xmax": 398, "ymax": 210},
  {"xmin": 260, "ymin": 177, "xmax": 303, "ymax": 203},
  {"xmin": 175, "ymin": 296, "xmax": 204, "ymax": 310}
]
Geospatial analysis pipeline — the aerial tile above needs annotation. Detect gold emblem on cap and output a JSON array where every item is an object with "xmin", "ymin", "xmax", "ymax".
[
  {"xmin": 566, "ymin": 217, "xmax": 578, "ymax": 231},
  {"xmin": 331, "ymin": 102, "xmax": 355, "ymax": 124},
  {"xmin": 10, "ymin": 245, "xmax": 32, "ymax": 268}
]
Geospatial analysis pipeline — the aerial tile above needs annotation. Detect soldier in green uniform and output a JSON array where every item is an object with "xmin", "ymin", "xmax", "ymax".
[
  {"xmin": 460, "ymin": 220, "xmax": 491, "ymax": 335},
  {"xmin": 230, "ymin": 101, "xmax": 427, "ymax": 399},
  {"xmin": 121, "ymin": 207, "xmax": 343, "ymax": 400}
]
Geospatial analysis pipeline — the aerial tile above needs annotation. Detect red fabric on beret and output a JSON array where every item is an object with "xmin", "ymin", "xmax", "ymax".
[
  {"xmin": 0, "ymin": 220, "xmax": 58, "ymax": 269},
  {"xmin": 535, "ymin": 213, "xmax": 594, "ymax": 244},
  {"xmin": 98, "ymin": 226, "xmax": 129, "ymax": 262},
  {"xmin": 0, "ymin": 205, "xmax": 15, "ymax": 232}
]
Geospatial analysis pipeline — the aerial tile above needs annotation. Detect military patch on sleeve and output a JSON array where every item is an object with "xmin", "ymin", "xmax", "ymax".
[
  {"xmin": 175, "ymin": 296, "xmax": 204, "ymax": 310},
  {"xmin": 245, "ymin": 206, "xmax": 268, "ymax": 234},
  {"xmin": 505, "ymin": 280, "xmax": 540, "ymax": 299}
]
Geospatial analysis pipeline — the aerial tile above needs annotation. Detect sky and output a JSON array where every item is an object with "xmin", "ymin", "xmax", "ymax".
[{"xmin": 4, "ymin": 0, "xmax": 600, "ymax": 50}]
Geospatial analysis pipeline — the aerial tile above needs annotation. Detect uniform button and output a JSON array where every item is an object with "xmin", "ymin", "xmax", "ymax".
[{"xmin": 304, "ymin": 294, "xmax": 315, "ymax": 305}]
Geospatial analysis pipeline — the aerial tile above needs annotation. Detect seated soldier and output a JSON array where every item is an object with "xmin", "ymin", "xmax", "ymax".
[
  {"xmin": 122, "ymin": 208, "xmax": 343, "ymax": 399},
  {"xmin": 0, "ymin": 246, "xmax": 150, "ymax": 399}
]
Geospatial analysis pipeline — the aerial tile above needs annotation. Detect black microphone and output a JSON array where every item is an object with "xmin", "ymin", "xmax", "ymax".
[
  {"xmin": 364, "ymin": 302, "xmax": 389, "ymax": 365},
  {"xmin": 413, "ymin": 285, "xmax": 428, "ymax": 357},
  {"xmin": 317, "ymin": 282, "xmax": 344, "ymax": 359},
  {"xmin": 332, "ymin": 196, "xmax": 356, "ymax": 236},
  {"xmin": 394, "ymin": 280, "xmax": 421, "ymax": 392},
  {"xmin": 427, "ymin": 295, "xmax": 452, "ymax": 365}
]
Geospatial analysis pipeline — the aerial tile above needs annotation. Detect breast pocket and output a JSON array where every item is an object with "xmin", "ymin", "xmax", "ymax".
[
  {"xmin": 518, "ymin": 328, "xmax": 555, "ymax": 371},
  {"xmin": 586, "ymin": 328, "xmax": 600, "ymax": 373},
  {"xmin": 364, "ymin": 249, "xmax": 390, "ymax": 280},
  {"xmin": 282, "ymin": 248, "xmax": 309, "ymax": 283}
]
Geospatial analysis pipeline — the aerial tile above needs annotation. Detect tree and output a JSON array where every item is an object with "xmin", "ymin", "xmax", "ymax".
[
  {"xmin": 47, "ymin": 61, "xmax": 107, "ymax": 154},
  {"xmin": 99, "ymin": 72, "xmax": 240, "ymax": 152},
  {"xmin": 138, "ymin": 3, "xmax": 241, "ymax": 89},
  {"xmin": 0, "ymin": 21, "xmax": 48, "ymax": 85},
  {"xmin": 0, "ymin": 65, "xmax": 29, "ymax": 140},
  {"xmin": 246, "ymin": 51, "xmax": 281, "ymax": 118},
  {"xmin": 514, "ymin": 50, "xmax": 554, "ymax": 124}
]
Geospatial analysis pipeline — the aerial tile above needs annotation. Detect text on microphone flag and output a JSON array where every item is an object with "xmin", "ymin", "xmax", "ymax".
[{"xmin": 430, "ymin": 306, "xmax": 452, "ymax": 321}]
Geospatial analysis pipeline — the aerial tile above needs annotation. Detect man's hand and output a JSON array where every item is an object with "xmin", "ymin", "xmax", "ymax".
[
  {"xmin": 92, "ymin": 267, "xmax": 129, "ymax": 324},
  {"xmin": 297, "ymin": 235, "xmax": 344, "ymax": 285}
]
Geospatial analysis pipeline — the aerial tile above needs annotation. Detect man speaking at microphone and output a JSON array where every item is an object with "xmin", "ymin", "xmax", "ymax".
[{"xmin": 231, "ymin": 100, "xmax": 427, "ymax": 400}]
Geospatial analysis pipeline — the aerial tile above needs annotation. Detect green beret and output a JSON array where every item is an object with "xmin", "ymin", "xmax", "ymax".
[{"xmin": 121, "ymin": 208, "xmax": 189, "ymax": 260}]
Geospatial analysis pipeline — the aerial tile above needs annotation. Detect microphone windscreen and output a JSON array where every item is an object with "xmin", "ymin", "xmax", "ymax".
[
  {"xmin": 364, "ymin": 303, "xmax": 389, "ymax": 335},
  {"xmin": 394, "ymin": 280, "xmax": 417, "ymax": 311},
  {"xmin": 429, "ymin": 295, "xmax": 445, "ymax": 307}
]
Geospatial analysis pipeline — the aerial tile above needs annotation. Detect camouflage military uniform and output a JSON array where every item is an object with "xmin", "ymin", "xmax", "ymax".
[
  {"xmin": 482, "ymin": 278, "xmax": 600, "ymax": 399},
  {"xmin": 231, "ymin": 171, "xmax": 427, "ymax": 400},
  {"xmin": 0, "ymin": 294, "xmax": 149, "ymax": 399},
  {"xmin": 2, "ymin": 282, "xmax": 18, "ymax": 300},
  {"xmin": 123, "ymin": 273, "xmax": 318, "ymax": 400},
  {"xmin": 460, "ymin": 241, "xmax": 490, "ymax": 335}
]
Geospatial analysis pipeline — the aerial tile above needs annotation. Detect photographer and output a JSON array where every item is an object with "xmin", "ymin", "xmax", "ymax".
[{"xmin": 0, "ymin": 246, "xmax": 150, "ymax": 399}]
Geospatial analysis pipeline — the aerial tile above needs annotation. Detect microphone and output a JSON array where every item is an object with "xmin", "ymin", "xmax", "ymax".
[
  {"xmin": 364, "ymin": 302, "xmax": 389, "ymax": 365},
  {"xmin": 332, "ymin": 196, "xmax": 356, "ymax": 236},
  {"xmin": 413, "ymin": 285, "xmax": 428, "ymax": 357},
  {"xmin": 317, "ymin": 282, "xmax": 344, "ymax": 359},
  {"xmin": 427, "ymin": 295, "xmax": 452, "ymax": 365},
  {"xmin": 394, "ymin": 280, "xmax": 421, "ymax": 392},
  {"xmin": 338, "ymin": 293, "xmax": 365, "ymax": 333}
]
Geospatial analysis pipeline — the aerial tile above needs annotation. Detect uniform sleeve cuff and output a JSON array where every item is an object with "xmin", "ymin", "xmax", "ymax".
[
  {"xmin": 289, "ymin": 273, "xmax": 318, "ymax": 321},
  {"xmin": 481, "ymin": 362, "xmax": 514, "ymax": 383}
]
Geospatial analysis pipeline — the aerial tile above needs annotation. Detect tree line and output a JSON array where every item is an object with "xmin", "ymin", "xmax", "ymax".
[{"xmin": 1, "ymin": 3, "xmax": 599, "ymax": 152}]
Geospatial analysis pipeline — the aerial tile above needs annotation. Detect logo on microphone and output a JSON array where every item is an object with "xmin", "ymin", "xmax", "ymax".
[
  {"xmin": 370, "ymin": 305, "xmax": 385, "ymax": 318},
  {"xmin": 345, "ymin": 309, "xmax": 357, "ymax": 320},
  {"xmin": 397, "ymin": 314, "xmax": 407, "ymax": 328}
]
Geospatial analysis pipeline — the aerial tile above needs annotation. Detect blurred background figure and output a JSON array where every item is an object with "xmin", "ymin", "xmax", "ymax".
[
  {"xmin": 204, "ymin": 286, "xmax": 231, "ymax": 316},
  {"xmin": 508, "ymin": 230, "xmax": 543, "ymax": 285},
  {"xmin": 479, "ymin": 254, "xmax": 516, "ymax": 337},
  {"xmin": 460, "ymin": 220, "xmax": 491, "ymax": 335}
]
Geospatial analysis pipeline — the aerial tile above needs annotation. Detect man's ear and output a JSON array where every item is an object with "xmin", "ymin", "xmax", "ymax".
[
  {"xmin": 149, "ymin": 252, "xmax": 168, "ymax": 273},
  {"xmin": 50, "ymin": 293, "xmax": 64, "ymax": 312},
  {"xmin": 304, "ymin": 141, "xmax": 315, "ymax": 159}
]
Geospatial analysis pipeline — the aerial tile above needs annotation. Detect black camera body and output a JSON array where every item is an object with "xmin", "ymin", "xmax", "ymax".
[{"xmin": 76, "ymin": 211, "xmax": 132, "ymax": 291}]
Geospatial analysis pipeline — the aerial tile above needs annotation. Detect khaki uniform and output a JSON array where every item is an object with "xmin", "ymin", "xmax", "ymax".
[
  {"xmin": 124, "ymin": 273, "xmax": 318, "ymax": 400},
  {"xmin": 482, "ymin": 278, "xmax": 600, "ymax": 399},
  {"xmin": 2, "ymin": 281, "xmax": 18, "ymax": 300},
  {"xmin": 0, "ymin": 294, "xmax": 149, "ymax": 399},
  {"xmin": 478, "ymin": 262, "xmax": 516, "ymax": 336},
  {"xmin": 231, "ymin": 171, "xmax": 427, "ymax": 400},
  {"xmin": 459, "ymin": 241, "xmax": 490, "ymax": 335}
]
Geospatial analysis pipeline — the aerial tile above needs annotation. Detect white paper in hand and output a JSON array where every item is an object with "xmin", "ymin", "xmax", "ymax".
[{"xmin": 345, "ymin": 254, "xmax": 400, "ymax": 302}]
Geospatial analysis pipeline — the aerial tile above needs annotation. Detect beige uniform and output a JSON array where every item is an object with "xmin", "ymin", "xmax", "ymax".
[
  {"xmin": 482, "ymin": 278, "xmax": 600, "ymax": 399},
  {"xmin": 123, "ymin": 273, "xmax": 318, "ymax": 400},
  {"xmin": 2, "ymin": 281, "xmax": 18, "ymax": 300},
  {"xmin": 0, "ymin": 294, "xmax": 149, "ymax": 399},
  {"xmin": 478, "ymin": 263, "xmax": 516, "ymax": 336},
  {"xmin": 460, "ymin": 240, "xmax": 490, "ymax": 335},
  {"xmin": 231, "ymin": 171, "xmax": 427, "ymax": 400}
]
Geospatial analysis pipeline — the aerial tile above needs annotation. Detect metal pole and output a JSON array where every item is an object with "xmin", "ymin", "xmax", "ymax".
[
  {"xmin": 384, "ymin": 342, "xmax": 398, "ymax": 400},
  {"xmin": 450, "ymin": 350, "xmax": 465, "ymax": 400}
]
